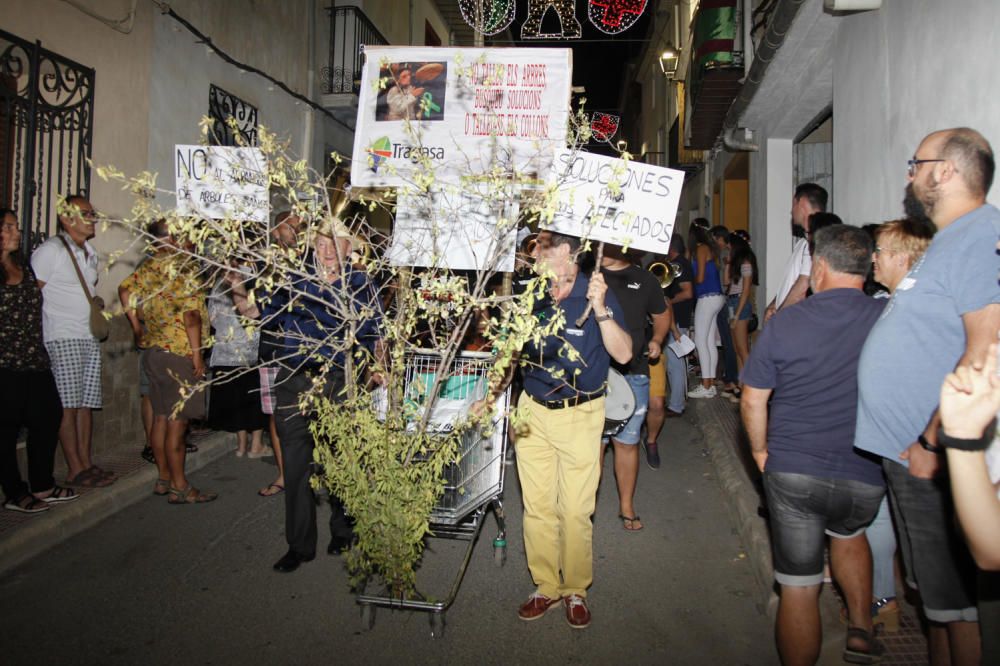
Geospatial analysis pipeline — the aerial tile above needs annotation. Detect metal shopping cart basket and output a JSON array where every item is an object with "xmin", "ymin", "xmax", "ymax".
[{"xmin": 356, "ymin": 349, "xmax": 510, "ymax": 637}]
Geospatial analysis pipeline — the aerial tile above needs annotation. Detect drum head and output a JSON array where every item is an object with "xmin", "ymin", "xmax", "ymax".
[{"xmin": 605, "ymin": 368, "xmax": 636, "ymax": 421}]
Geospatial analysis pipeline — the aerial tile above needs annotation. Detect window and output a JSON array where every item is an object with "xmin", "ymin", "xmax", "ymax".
[{"xmin": 208, "ymin": 84, "xmax": 258, "ymax": 147}]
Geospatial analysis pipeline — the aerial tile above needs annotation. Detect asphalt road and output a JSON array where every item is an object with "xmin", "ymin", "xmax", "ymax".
[{"xmin": 1, "ymin": 414, "xmax": 775, "ymax": 665}]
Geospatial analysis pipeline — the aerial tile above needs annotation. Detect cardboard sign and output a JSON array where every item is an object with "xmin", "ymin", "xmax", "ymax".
[
  {"xmin": 351, "ymin": 46, "xmax": 572, "ymax": 188},
  {"xmin": 544, "ymin": 149, "xmax": 683, "ymax": 254},
  {"xmin": 175, "ymin": 145, "xmax": 269, "ymax": 222},
  {"xmin": 388, "ymin": 186, "xmax": 518, "ymax": 271}
]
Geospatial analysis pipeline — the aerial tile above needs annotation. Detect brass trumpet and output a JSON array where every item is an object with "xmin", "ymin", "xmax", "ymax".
[{"xmin": 649, "ymin": 261, "xmax": 682, "ymax": 288}]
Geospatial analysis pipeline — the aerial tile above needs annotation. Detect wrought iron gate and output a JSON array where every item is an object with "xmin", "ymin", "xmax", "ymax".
[{"xmin": 0, "ymin": 29, "xmax": 95, "ymax": 255}]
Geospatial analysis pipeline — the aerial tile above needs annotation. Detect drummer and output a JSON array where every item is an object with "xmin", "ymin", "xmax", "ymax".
[
  {"xmin": 495, "ymin": 230, "xmax": 631, "ymax": 629},
  {"xmin": 599, "ymin": 245, "xmax": 670, "ymax": 531}
]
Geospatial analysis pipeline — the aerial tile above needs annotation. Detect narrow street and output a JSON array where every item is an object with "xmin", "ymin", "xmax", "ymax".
[{"xmin": 1, "ymin": 413, "xmax": 774, "ymax": 665}]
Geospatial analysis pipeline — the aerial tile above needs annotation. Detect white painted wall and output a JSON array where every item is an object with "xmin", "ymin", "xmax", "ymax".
[
  {"xmin": 833, "ymin": 0, "xmax": 1000, "ymax": 224},
  {"xmin": 146, "ymin": 9, "xmax": 311, "ymax": 211}
]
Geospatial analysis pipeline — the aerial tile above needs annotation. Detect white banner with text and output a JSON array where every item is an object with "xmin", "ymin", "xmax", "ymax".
[
  {"xmin": 544, "ymin": 149, "xmax": 683, "ymax": 254},
  {"xmin": 175, "ymin": 145, "xmax": 269, "ymax": 222},
  {"xmin": 351, "ymin": 46, "xmax": 572, "ymax": 188}
]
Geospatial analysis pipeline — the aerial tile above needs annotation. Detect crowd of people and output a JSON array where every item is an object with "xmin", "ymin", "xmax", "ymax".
[{"xmin": 1, "ymin": 125, "xmax": 999, "ymax": 663}]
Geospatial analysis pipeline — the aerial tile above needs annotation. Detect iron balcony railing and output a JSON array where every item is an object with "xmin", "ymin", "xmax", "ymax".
[{"xmin": 323, "ymin": 5, "xmax": 388, "ymax": 95}]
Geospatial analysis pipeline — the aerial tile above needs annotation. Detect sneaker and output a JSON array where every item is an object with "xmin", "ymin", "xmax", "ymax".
[
  {"xmin": 687, "ymin": 385, "xmax": 717, "ymax": 399},
  {"xmin": 141, "ymin": 446, "xmax": 156, "ymax": 464},
  {"xmin": 518, "ymin": 592, "xmax": 561, "ymax": 621},
  {"xmin": 563, "ymin": 594, "xmax": 591, "ymax": 629},
  {"xmin": 644, "ymin": 442, "xmax": 661, "ymax": 470}
]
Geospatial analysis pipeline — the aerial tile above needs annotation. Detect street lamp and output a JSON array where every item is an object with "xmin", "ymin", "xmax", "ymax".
[{"xmin": 659, "ymin": 44, "xmax": 679, "ymax": 79}]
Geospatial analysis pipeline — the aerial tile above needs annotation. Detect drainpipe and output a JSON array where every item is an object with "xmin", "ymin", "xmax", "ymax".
[
  {"xmin": 303, "ymin": 0, "xmax": 317, "ymax": 166},
  {"xmin": 721, "ymin": 0, "xmax": 808, "ymax": 152}
]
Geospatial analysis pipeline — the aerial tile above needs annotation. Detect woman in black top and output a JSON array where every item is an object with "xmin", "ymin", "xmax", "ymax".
[{"xmin": 0, "ymin": 208, "xmax": 75, "ymax": 513}]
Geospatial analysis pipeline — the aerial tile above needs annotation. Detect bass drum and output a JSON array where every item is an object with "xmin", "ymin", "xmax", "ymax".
[{"xmin": 603, "ymin": 368, "xmax": 636, "ymax": 437}]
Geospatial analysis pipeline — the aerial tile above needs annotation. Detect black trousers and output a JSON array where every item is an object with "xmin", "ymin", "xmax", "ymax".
[
  {"xmin": 273, "ymin": 367, "xmax": 354, "ymax": 557},
  {"xmin": 0, "ymin": 368, "xmax": 62, "ymax": 500}
]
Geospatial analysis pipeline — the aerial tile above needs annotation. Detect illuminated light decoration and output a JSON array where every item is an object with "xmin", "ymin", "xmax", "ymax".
[
  {"xmin": 588, "ymin": 0, "xmax": 647, "ymax": 35},
  {"xmin": 458, "ymin": 0, "xmax": 516, "ymax": 36},
  {"xmin": 521, "ymin": 0, "xmax": 582, "ymax": 40},
  {"xmin": 590, "ymin": 112, "xmax": 620, "ymax": 142}
]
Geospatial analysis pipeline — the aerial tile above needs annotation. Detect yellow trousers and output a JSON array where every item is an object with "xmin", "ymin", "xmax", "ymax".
[{"xmin": 515, "ymin": 392, "xmax": 605, "ymax": 599}]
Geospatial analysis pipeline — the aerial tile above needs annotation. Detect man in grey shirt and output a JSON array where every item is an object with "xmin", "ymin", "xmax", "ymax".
[{"xmin": 855, "ymin": 127, "xmax": 1000, "ymax": 665}]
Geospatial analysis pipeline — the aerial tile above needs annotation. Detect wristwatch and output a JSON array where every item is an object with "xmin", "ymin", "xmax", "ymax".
[{"xmin": 595, "ymin": 308, "xmax": 613, "ymax": 322}]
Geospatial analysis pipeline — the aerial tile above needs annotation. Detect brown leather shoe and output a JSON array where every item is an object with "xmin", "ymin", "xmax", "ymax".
[
  {"xmin": 518, "ymin": 592, "xmax": 561, "ymax": 621},
  {"xmin": 563, "ymin": 594, "xmax": 591, "ymax": 629}
]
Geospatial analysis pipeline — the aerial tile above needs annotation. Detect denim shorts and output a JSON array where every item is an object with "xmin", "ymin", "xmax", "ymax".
[
  {"xmin": 883, "ymin": 460, "xmax": 979, "ymax": 622},
  {"xmin": 763, "ymin": 471, "xmax": 884, "ymax": 586},
  {"xmin": 727, "ymin": 294, "xmax": 752, "ymax": 321},
  {"xmin": 608, "ymin": 373, "xmax": 648, "ymax": 446}
]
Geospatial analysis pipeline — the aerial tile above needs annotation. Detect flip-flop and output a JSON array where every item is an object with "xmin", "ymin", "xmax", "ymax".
[
  {"xmin": 258, "ymin": 483, "xmax": 285, "ymax": 497},
  {"xmin": 88, "ymin": 465, "xmax": 117, "ymax": 480},
  {"xmin": 619, "ymin": 514, "xmax": 644, "ymax": 531}
]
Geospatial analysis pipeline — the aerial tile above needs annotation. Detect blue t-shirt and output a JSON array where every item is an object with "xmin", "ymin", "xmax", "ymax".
[
  {"xmin": 741, "ymin": 288, "xmax": 885, "ymax": 485},
  {"xmin": 855, "ymin": 204, "xmax": 1000, "ymax": 463},
  {"xmin": 522, "ymin": 272, "xmax": 628, "ymax": 400}
]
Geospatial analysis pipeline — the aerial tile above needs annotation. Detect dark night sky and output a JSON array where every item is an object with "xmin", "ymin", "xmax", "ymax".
[{"xmin": 484, "ymin": 1, "xmax": 653, "ymax": 115}]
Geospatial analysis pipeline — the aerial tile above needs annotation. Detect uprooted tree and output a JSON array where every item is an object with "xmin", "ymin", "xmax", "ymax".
[{"xmin": 91, "ymin": 52, "xmax": 630, "ymax": 596}]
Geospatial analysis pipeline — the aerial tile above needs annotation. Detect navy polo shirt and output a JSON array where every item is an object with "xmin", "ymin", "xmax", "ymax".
[
  {"xmin": 522, "ymin": 272, "xmax": 628, "ymax": 401},
  {"xmin": 740, "ymin": 289, "xmax": 885, "ymax": 486}
]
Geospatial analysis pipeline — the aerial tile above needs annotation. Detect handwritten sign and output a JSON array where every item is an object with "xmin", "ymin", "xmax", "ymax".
[
  {"xmin": 544, "ymin": 149, "xmax": 683, "ymax": 254},
  {"xmin": 351, "ymin": 46, "xmax": 571, "ymax": 188},
  {"xmin": 388, "ymin": 186, "xmax": 518, "ymax": 271},
  {"xmin": 175, "ymin": 145, "xmax": 269, "ymax": 222}
]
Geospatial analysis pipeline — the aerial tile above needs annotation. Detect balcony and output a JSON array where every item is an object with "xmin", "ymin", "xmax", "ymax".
[
  {"xmin": 321, "ymin": 5, "xmax": 388, "ymax": 105},
  {"xmin": 684, "ymin": 0, "xmax": 744, "ymax": 150}
]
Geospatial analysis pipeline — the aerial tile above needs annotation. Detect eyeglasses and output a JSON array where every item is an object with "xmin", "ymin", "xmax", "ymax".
[
  {"xmin": 907, "ymin": 158, "xmax": 946, "ymax": 178},
  {"xmin": 2, "ymin": 222, "xmax": 19, "ymax": 232}
]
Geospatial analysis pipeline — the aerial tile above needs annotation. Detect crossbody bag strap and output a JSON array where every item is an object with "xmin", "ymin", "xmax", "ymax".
[{"xmin": 57, "ymin": 235, "xmax": 96, "ymax": 306}]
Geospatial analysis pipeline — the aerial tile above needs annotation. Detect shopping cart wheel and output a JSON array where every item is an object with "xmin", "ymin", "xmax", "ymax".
[
  {"xmin": 360, "ymin": 603, "xmax": 375, "ymax": 631},
  {"xmin": 429, "ymin": 611, "xmax": 446, "ymax": 638},
  {"xmin": 493, "ymin": 537, "xmax": 507, "ymax": 566}
]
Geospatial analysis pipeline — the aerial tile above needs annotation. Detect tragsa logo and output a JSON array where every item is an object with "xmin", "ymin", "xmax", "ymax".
[{"xmin": 367, "ymin": 136, "xmax": 392, "ymax": 173}]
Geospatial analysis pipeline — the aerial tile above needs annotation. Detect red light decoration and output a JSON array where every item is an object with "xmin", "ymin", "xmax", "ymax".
[
  {"xmin": 521, "ymin": 0, "xmax": 582, "ymax": 40},
  {"xmin": 590, "ymin": 113, "xmax": 620, "ymax": 142},
  {"xmin": 588, "ymin": 0, "xmax": 647, "ymax": 34},
  {"xmin": 459, "ymin": 0, "xmax": 516, "ymax": 36}
]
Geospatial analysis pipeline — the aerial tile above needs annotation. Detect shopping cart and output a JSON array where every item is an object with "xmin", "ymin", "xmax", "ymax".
[{"xmin": 357, "ymin": 349, "xmax": 510, "ymax": 637}]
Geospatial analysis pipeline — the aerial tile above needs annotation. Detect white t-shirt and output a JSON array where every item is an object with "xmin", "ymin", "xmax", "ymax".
[
  {"xmin": 774, "ymin": 237, "xmax": 811, "ymax": 309},
  {"xmin": 30, "ymin": 233, "xmax": 98, "ymax": 342}
]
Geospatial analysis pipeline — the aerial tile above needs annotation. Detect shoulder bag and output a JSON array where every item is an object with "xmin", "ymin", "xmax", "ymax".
[{"xmin": 58, "ymin": 235, "xmax": 109, "ymax": 342}]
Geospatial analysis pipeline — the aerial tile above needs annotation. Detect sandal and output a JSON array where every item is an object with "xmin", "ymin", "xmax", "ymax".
[
  {"xmin": 167, "ymin": 485, "xmax": 218, "ymax": 505},
  {"xmin": 4, "ymin": 494, "xmax": 51, "ymax": 513},
  {"xmin": 34, "ymin": 485, "xmax": 79, "ymax": 503},
  {"xmin": 619, "ymin": 514, "xmax": 644, "ymax": 531},
  {"xmin": 258, "ymin": 483, "xmax": 285, "ymax": 497},
  {"xmin": 66, "ymin": 468, "xmax": 114, "ymax": 489},
  {"xmin": 153, "ymin": 479, "xmax": 171, "ymax": 496},
  {"xmin": 844, "ymin": 626, "xmax": 885, "ymax": 664},
  {"xmin": 89, "ymin": 465, "xmax": 116, "ymax": 479}
]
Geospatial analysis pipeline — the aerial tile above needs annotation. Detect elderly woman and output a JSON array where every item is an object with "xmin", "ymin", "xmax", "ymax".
[
  {"xmin": 1, "ymin": 208, "xmax": 78, "ymax": 513},
  {"xmin": 206, "ymin": 263, "xmax": 269, "ymax": 458},
  {"xmin": 856, "ymin": 218, "xmax": 934, "ymax": 630}
]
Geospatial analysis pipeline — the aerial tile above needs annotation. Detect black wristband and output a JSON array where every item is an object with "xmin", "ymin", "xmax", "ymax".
[
  {"xmin": 937, "ymin": 430, "xmax": 992, "ymax": 452},
  {"xmin": 917, "ymin": 434, "xmax": 945, "ymax": 454}
]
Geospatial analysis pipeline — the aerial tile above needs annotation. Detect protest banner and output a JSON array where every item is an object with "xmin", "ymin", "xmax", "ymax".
[
  {"xmin": 388, "ymin": 186, "xmax": 518, "ymax": 271},
  {"xmin": 544, "ymin": 149, "xmax": 683, "ymax": 254},
  {"xmin": 351, "ymin": 46, "xmax": 572, "ymax": 188},
  {"xmin": 175, "ymin": 145, "xmax": 269, "ymax": 222}
]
